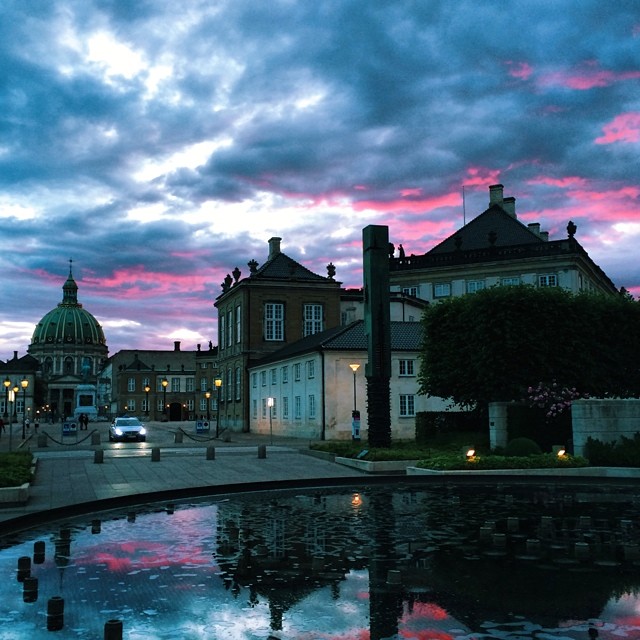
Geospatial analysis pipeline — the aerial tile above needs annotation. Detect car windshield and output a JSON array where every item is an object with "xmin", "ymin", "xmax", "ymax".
[{"xmin": 117, "ymin": 419, "xmax": 141, "ymax": 426}]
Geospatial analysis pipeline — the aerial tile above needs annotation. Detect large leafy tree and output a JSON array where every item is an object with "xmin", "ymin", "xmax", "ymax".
[{"xmin": 418, "ymin": 286, "xmax": 640, "ymax": 407}]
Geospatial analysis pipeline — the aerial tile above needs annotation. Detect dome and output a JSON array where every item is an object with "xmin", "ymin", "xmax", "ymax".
[{"xmin": 30, "ymin": 267, "xmax": 107, "ymax": 347}]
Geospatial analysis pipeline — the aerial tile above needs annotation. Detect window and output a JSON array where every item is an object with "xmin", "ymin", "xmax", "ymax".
[
  {"xmin": 252, "ymin": 373, "xmax": 257, "ymax": 389},
  {"xmin": 270, "ymin": 397, "xmax": 277, "ymax": 418},
  {"xmin": 294, "ymin": 363, "xmax": 301, "ymax": 381},
  {"xmin": 227, "ymin": 310, "xmax": 233, "ymax": 347},
  {"xmin": 261, "ymin": 371, "xmax": 267, "ymax": 387},
  {"xmin": 433, "ymin": 283, "xmax": 451, "ymax": 298},
  {"xmin": 466, "ymin": 280, "xmax": 485, "ymax": 293},
  {"xmin": 235, "ymin": 368, "xmax": 241, "ymax": 400},
  {"xmin": 142, "ymin": 398, "xmax": 149, "ymax": 413},
  {"xmin": 262, "ymin": 398, "xmax": 267, "ymax": 419},
  {"xmin": 235, "ymin": 305, "xmax": 242, "ymax": 343},
  {"xmin": 199, "ymin": 398, "xmax": 207, "ymax": 412},
  {"xmin": 156, "ymin": 399, "xmax": 164, "ymax": 412},
  {"xmin": 171, "ymin": 377, "xmax": 180, "ymax": 392},
  {"xmin": 200, "ymin": 378, "xmax": 208, "ymax": 391},
  {"xmin": 142, "ymin": 377, "xmax": 150, "ymax": 388},
  {"xmin": 127, "ymin": 377, "xmax": 135, "ymax": 392},
  {"xmin": 294, "ymin": 396, "xmax": 301, "ymax": 419},
  {"xmin": 399, "ymin": 394, "xmax": 416, "ymax": 417},
  {"xmin": 501, "ymin": 276, "xmax": 520, "ymax": 286},
  {"xmin": 282, "ymin": 396, "xmax": 289, "ymax": 419},
  {"xmin": 270, "ymin": 368, "xmax": 277, "ymax": 385},
  {"xmin": 226, "ymin": 369, "xmax": 232, "ymax": 400},
  {"xmin": 539, "ymin": 274, "xmax": 558, "ymax": 287},
  {"xmin": 200, "ymin": 362, "xmax": 208, "ymax": 369},
  {"xmin": 186, "ymin": 378, "xmax": 194, "ymax": 392},
  {"xmin": 402, "ymin": 286, "xmax": 418, "ymax": 297},
  {"xmin": 303, "ymin": 303, "xmax": 323, "ymax": 336},
  {"xmin": 220, "ymin": 314, "xmax": 226, "ymax": 351},
  {"xmin": 281, "ymin": 366, "xmax": 289, "ymax": 384},
  {"xmin": 399, "ymin": 359, "xmax": 415, "ymax": 376},
  {"xmin": 265, "ymin": 303, "xmax": 284, "ymax": 341},
  {"xmin": 308, "ymin": 394, "xmax": 316, "ymax": 419},
  {"xmin": 307, "ymin": 360, "xmax": 315, "ymax": 379},
  {"xmin": 252, "ymin": 399, "xmax": 258, "ymax": 419},
  {"xmin": 187, "ymin": 399, "xmax": 194, "ymax": 411}
]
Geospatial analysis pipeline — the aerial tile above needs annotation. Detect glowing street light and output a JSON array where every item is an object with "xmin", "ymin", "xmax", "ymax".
[
  {"xmin": 349, "ymin": 363, "xmax": 361, "ymax": 441},
  {"xmin": 144, "ymin": 384, "xmax": 151, "ymax": 416},
  {"xmin": 21, "ymin": 377, "xmax": 29, "ymax": 440},
  {"xmin": 161, "ymin": 377, "xmax": 168, "ymax": 418},
  {"xmin": 214, "ymin": 378, "xmax": 222, "ymax": 437}
]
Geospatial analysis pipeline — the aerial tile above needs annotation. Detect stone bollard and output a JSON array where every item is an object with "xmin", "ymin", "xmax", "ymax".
[
  {"xmin": 23, "ymin": 576, "xmax": 38, "ymax": 603},
  {"xmin": 37, "ymin": 434, "xmax": 47, "ymax": 447},
  {"xmin": 507, "ymin": 517, "xmax": 520, "ymax": 532},
  {"xmin": 175, "ymin": 431, "xmax": 183, "ymax": 444},
  {"xmin": 33, "ymin": 541, "xmax": 45, "ymax": 564},
  {"xmin": 386, "ymin": 569, "xmax": 402, "ymax": 585},
  {"xmin": 257, "ymin": 445, "xmax": 267, "ymax": 459},
  {"xmin": 206, "ymin": 446, "xmax": 215, "ymax": 460},
  {"xmin": 17, "ymin": 556, "xmax": 31, "ymax": 582},
  {"xmin": 47, "ymin": 596, "xmax": 65, "ymax": 631},
  {"xmin": 311, "ymin": 556, "xmax": 325, "ymax": 572},
  {"xmin": 151, "ymin": 447, "xmax": 161, "ymax": 462},
  {"xmin": 94, "ymin": 449, "xmax": 104, "ymax": 464},
  {"xmin": 91, "ymin": 432, "xmax": 101, "ymax": 445},
  {"xmin": 92, "ymin": 520, "xmax": 101, "ymax": 534},
  {"xmin": 104, "ymin": 619, "xmax": 123, "ymax": 640}
]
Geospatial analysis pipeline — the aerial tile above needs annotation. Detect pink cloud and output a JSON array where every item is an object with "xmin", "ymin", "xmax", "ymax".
[
  {"xmin": 353, "ymin": 191, "xmax": 459, "ymax": 213},
  {"xmin": 506, "ymin": 60, "xmax": 534, "ymax": 80},
  {"xmin": 462, "ymin": 166, "xmax": 502, "ymax": 187},
  {"xmin": 527, "ymin": 176, "xmax": 588, "ymax": 188},
  {"xmin": 539, "ymin": 63, "xmax": 640, "ymax": 90},
  {"xmin": 595, "ymin": 112, "xmax": 640, "ymax": 144}
]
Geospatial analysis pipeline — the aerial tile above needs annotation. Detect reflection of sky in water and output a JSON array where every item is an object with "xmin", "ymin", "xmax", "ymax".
[{"xmin": 0, "ymin": 484, "xmax": 639, "ymax": 639}]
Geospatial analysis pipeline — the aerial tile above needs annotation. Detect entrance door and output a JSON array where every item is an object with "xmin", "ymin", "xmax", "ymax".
[{"xmin": 169, "ymin": 402, "xmax": 182, "ymax": 421}]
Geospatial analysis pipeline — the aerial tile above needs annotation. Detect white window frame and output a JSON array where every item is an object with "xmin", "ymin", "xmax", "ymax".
[
  {"xmin": 294, "ymin": 396, "xmax": 301, "ymax": 419},
  {"xmin": 303, "ymin": 303, "xmax": 323, "ymax": 336},
  {"xmin": 399, "ymin": 394, "xmax": 416, "ymax": 417},
  {"xmin": 227, "ymin": 310, "xmax": 233, "ymax": 347},
  {"xmin": 270, "ymin": 368, "xmax": 277, "ymax": 385},
  {"xmin": 308, "ymin": 394, "xmax": 316, "ymax": 419},
  {"xmin": 281, "ymin": 366, "xmax": 289, "ymax": 384},
  {"xmin": 252, "ymin": 373, "xmax": 257, "ymax": 389},
  {"xmin": 186, "ymin": 378, "xmax": 194, "ymax": 392},
  {"xmin": 402, "ymin": 286, "xmax": 418, "ymax": 297},
  {"xmin": 235, "ymin": 305, "xmax": 242, "ymax": 343},
  {"xmin": 265, "ymin": 303, "xmax": 284, "ymax": 341},
  {"xmin": 307, "ymin": 360, "xmax": 315, "ymax": 379},
  {"xmin": 399, "ymin": 359, "xmax": 415, "ymax": 376},
  {"xmin": 127, "ymin": 399, "xmax": 136, "ymax": 412},
  {"xmin": 282, "ymin": 396, "xmax": 289, "ymax": 419},
  {"xmin": 220, "ymin": 314, "xmax": 226, "ymax": 351},
  {"xmin": 466, "ymin": 280, "xmax": 485, "ymax": 294},
  {"xmin": 433, "ymin": 283, "xmax": 451, "ymax": 298},
  {"xmin": 294, "ymin": 363, "xmax": 301, "ymax": 381},
  {"xmin": 127, "ymin": 377, "xmax": 135, "ymax": 392},
  {"xmin": 235, "ymin": 367, "xmax": 241, "ymax": 400},
  {"xmin": 261, "ymin": 371, "xmax": 266, "ymax": 387},
  {"xmin": 252, "ymin": 399, "xmax": 258, "ymax": 419},
  {"xmin": 501, "ymin": 276, "xmax": 521, "ymax": 286},
  {"xmin": 538, "ymin": 274, "xmax": 558, "ymax": 287}
]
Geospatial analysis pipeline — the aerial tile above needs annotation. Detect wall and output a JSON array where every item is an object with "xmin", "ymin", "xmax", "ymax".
[{"xmin": 572, "ymin": 399, "xmax": 640, "ymax": 457}]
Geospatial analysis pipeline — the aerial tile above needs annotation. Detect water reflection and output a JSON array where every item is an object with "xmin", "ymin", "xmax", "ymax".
[{"xmin": 0, "ymin": 482, "xmax": 639, "ymax": 639}]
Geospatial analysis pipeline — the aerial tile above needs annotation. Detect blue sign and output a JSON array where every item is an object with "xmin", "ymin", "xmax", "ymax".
[
  {"xmin": 195, "ymin": 420, "xmax": 210, "ymax": 433},
  {"xmin": 63, "ymin": 421, "xmax": 78, "ymax": 435}
]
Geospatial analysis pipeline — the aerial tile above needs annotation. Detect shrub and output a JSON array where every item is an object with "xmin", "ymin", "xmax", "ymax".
[
  {"xmin": 415, "ymin": 452, "xmax": 588, "ymax": 471},
  {"xmin": 585, "ymin": 433, "xmax": 640, "ymax": 467},
  {"xmin": 0, "ymin": 452, "xmax": 33, "ymax": 488},
  {"xmin": 504, "ymin": 437, "xmax": 542, "ymax": 457}
]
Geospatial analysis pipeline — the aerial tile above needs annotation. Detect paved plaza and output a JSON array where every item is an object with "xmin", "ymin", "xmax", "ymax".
[{"xmin": 0, "ymin": 420, "xmax": 365, "ymax": 530}]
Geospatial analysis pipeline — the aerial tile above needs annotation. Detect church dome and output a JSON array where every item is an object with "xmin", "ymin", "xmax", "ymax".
[{"xmin": 31, "ymin": 266, "xmax": 107, "ymax": 347}]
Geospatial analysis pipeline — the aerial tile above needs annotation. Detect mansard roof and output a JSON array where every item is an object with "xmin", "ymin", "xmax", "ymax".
[
  {"xmin": 252, "ymin": 320, "xmax": 423, "ymax": 366},
  {"xmin": 251, "ymin": 251, "xmax": 330, "ymax": 282}
]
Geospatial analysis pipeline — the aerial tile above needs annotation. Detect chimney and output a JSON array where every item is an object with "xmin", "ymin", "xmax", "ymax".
[
  {"xmin": 540, "ymin": 231, "xmax": 549, "ymax": 242},
  {"xmin": 489, "ymin": 184, "xmax": 504, "ymax": 207},
  {"xmin": 528, "ymin": 222, "xmax": 540, "ymax": 236},
  {"xmin": 13, "ymin": 351, "xmax": 18, "ymax": 360},
  {"xmin": 503, "ymin": 196, "xmax": 516, "ymax": 217},
  {"xmin": 174, "ymin": 341, "xmax": 181, "ymax": 351},
  {"xmin": 268, "ymin": 237, "xmax": 282, "ymax": 260}
]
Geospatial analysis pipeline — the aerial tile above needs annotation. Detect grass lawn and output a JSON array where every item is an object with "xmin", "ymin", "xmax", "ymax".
[
  {"xmin": 310, "ymin": 431, "xmax": 589, "ymax": 470},
  {"xmin": 0, "ymin": 451, "xmax": 34, "ymax": 488}
]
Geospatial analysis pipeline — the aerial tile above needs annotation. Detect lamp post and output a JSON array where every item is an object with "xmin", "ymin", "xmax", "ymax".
[
  {"xmin": 267, "ymin": 397, "xmax": 274, "ymax": 444},
  {"xmin": 214, "ymin": 378, "xmax": 222, "ymax": 437},
  {"xmin": 161, "ymin": 377, "xmax": 168, "ymax": 419},
  {"xmin": 144, "ymin": 384, "xmax": 150, "ymax": 416},
  {"xmin": 3, "ymin": 377, "xmax": 9, "ymax": 421},
  {"xmin": 349, "ymin": 363, "xmax": 361, "ymax": 441},
  {"xmin": 11, "ymin": 384, "xmax": 18, "ymax": 451},
  {"xmin": 205, "ymin": 389, "xmax": 211, "ymax": 421}
]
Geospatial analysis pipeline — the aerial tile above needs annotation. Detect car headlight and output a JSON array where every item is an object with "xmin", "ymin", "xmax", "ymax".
[
  {"xmin": 139, "ymin": 427, "xmax": 146, "ymax": 435},
  {"xmin": 115, "ymin": 428, "xmax": 123, "ymax": 436}
]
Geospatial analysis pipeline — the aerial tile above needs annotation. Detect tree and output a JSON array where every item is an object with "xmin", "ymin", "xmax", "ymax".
[{"xmin": 418, "ymin": 285, "xmax": 640, "ymax": 408}]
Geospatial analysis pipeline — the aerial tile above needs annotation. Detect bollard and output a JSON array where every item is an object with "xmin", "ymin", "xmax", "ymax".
[
  {"xmin": 94, "ymin": 449, "xmax": 104, "ymax": 464},
  {"xmin": 206, "ymin": 446, "xmax": 216, "ymax": 460},
  {"xmin": 17, "ymin": 556, "xmax": 31, "ymax": 582},
  {"xmin": 47, "ymin": 596, "xmax": 65, "ymax": 631},
  {"xmin": 174, "ymin": 431, "xmax": 183, "ymax": 444},
  {"xmin": 526, "ymin": 538, "xmax": 541, "ymax": 555},
  {"xmin": 311, "ymin": 556, "xmax": 325, "ymax": 572},
  {"xmin": 104, "ymin": 619, "xmax": 123, "ymax": 640},
  {"xmin": 386, "ymin": 569, "xmax": 402, "ymax": 585},
  {"xmin": 151, "ymin": 447, "xmax": 161, "ymax": 462},
  {"xmin": 33, "ymin": 540, "xmax": 45, "ymax": 564},
  {"xmin": 166, "ymin": 504, "xmax": 175, "ymax": 515},
  {"xmin": 257, "ymin": 445, "xmax": 267, "ymax": 459},
  {"xmin": 92, "ymin": 520, "xmax": 101, "ymax": 534},
  {"xmin": 507, "ymin": 517, "xmax": 519, "ymax": 532},
  {"xmin": 23, "ymin": 576, "xmax": 38, "ymax": 603},
  {"xmin": 575, "ymin": 541, "xmax": 590, "ymax": 560},
  {"xmin": 91, "ymin": 432, "xmax": 101, "ymax": 445},
  {"xmin": 37, "ymin": 434, "xmax": 47, "ymax": 447},
  {"xmin": 127, "ymin": 512, "xmax": 136, "ymax": 523}
]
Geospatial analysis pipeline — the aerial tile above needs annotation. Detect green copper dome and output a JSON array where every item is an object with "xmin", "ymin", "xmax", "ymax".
[{"xmin": 31, "ymin": 266, "xmax": 107, "ymax": 347}]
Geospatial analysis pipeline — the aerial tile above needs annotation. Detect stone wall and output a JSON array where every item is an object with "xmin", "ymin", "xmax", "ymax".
[{"xmin": 572, "ymin": 399, "xmax": 640, "ymax": 457}]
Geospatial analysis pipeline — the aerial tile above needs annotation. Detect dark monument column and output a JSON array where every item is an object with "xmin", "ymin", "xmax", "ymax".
[{"xmin": 363, "ymin": 225, "xmax": 392, "ymax": 448}]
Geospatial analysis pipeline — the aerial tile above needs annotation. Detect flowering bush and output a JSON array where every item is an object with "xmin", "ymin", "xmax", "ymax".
[{"xmin": 524, "ymin": 381, "xmax": 589, "ymax": 419}]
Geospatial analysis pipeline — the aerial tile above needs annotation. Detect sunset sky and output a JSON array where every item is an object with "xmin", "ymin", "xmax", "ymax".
[{"xmin": 1, "ymin": 1, "xmax": 638, "ymax": 360}]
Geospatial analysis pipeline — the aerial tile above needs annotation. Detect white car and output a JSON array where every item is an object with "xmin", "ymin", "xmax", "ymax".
[{"xmin": 109, "ymin": 417, "xmax": 147, "ymax": 442}]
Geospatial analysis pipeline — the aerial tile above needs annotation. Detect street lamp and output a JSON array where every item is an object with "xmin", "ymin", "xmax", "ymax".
[
  {"xmin": 144, "ymin": 384, "xmax": 150, "ymax": 416},
  {"xmin": 205, "ymin": 389, "xmax": 211, "ymax": 421},
  {"xmin": 349, "ymin": 363, "xmax": 361, "ymax": 441},
  {"xmin": 161, "ymin": 377, "xmax": 168, "ymax": 418},
  {"xmin": 12, "ymin": 384, "xmax": 18, "ymax": 424},
  {"xmin": 267, "ymin": 397, "xmax": 274, "ymax": 444},
  {"xmin": 214, "ymin": 378, "xmax": 222, "ymax": 438},
  {"xmin": 3, "ymin": 377, "xmax": 9, "ymax": 421}
]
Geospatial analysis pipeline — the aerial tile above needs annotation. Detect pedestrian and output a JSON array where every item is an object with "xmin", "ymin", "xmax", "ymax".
[{"xmin": 0, "ymin": 417, "xmax": 4, "ymax": 433}]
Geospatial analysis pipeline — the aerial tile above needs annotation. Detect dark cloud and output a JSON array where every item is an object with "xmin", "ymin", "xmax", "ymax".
[{"xmin": 0, "ymin": 0, "xmax": 638, "ymax": 358}]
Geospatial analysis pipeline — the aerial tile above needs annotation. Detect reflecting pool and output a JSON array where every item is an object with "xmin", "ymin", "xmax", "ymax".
[{"xmin": 1, "ymin": 482, "xmax": 640, "ymax": 639}]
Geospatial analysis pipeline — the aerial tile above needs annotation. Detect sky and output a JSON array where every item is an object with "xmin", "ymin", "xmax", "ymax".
[{"xmin": 1, "ymin": 1, "xmax": 638, "ymax": 360}]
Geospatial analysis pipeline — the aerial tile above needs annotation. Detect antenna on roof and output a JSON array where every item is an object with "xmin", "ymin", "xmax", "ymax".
[{"xmin": 462, "ymin": 185, "xmax": 466, "ymax": 226}]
